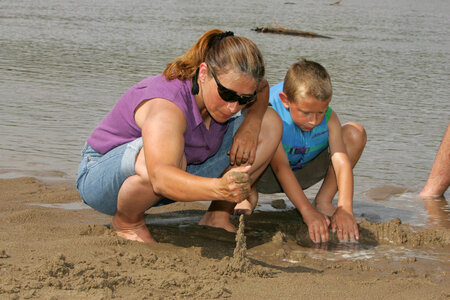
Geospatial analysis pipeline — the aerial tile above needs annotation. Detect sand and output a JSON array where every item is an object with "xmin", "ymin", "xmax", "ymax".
[{"xmin": 0, "ymin": 177, "xmax": 449, "ymax": 299}]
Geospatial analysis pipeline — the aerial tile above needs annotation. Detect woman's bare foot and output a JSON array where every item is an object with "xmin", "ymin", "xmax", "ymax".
[
  {"xmin": 199, "ymin": 210, "xmax": 236, "ymax": 232},
  {"xmin": 234, "ymin": 185, "xmax": 258, "ymax": 215},
  {"xmin": 314, "ymin": 201, "xmax": 336, "ymax": 217},
  {"xmin": 111, "ymin": 215, "xmax": 155, "ymax": 243}
]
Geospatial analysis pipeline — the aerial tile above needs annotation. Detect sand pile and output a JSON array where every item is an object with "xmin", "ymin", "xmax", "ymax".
[
  {"xmin": 294, "ymin": 217, "xmax": 449, "ymax": 248},
  {"xmin": 358, "ymin": 218, "xmax": 450, "ymax": 247},
  {"xmin": 221, "ymin": 215, "xmax": 274, "ymax": 278}
]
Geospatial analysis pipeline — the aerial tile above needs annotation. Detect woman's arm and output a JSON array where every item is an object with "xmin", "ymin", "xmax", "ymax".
[
  {"xmin": 135, "ymin": 99, "xmax": 251, "ymax": 203},
  {"xmin": 229, "ymin": 78, "xmax": 269, "ymax": 166}
]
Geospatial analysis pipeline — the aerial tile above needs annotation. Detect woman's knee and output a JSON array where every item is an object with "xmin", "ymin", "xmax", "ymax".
[{"xmin": 342, "ymin": 122, "xmax": 367, "ymax": 149}]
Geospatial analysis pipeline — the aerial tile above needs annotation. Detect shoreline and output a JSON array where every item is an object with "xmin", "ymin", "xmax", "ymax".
[{"xmin": 0, "ymin": 177, "xmax": 449, "ymax": 299}]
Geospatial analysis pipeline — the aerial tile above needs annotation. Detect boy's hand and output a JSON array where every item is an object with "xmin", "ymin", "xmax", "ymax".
[
  {"xmin": 331, "ymin": 207, "xmax": 359, "ymax": 242},
  {"xmin": 302, "ymin": 207, "xmax": 331, "ymax": 243}
]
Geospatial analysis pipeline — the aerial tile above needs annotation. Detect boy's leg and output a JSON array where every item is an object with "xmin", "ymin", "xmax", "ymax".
[
  {"xmin": 256, "ymin": 144, "xmax": 331, "ymax": 194},
  {"xmin": 314, "ymin": 122, "xmax": 367, "ymax": 216}
]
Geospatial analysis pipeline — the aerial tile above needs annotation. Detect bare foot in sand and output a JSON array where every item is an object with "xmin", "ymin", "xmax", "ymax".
[
  {"xmin": 111, "ymin": 216, "xmax": 155, "ymax": 243},
  {"xmin": 314, "ymin": 201, "xmax": 336, "ymax": 217},
  {"xmin": 199, "ymin": 209, "xmax": 237, "ymax": 232},
  {"xmin": 234, "ymin": 185, "xmax": 258, "ymax": 215}
]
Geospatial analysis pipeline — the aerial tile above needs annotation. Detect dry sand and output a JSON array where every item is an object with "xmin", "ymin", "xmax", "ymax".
[{"xmin": 0, "ymin": 177, "xmax": 449, "ymax": 299}]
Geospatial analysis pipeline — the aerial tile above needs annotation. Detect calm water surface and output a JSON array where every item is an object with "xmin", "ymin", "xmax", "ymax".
[{"xmin": 1, "ymin": 0, "xmax": 449, "ymax": 227}]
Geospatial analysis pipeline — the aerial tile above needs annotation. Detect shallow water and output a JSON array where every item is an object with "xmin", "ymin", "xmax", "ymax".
[
  {"xmin": 144, "ymin": 207, "xmax": 449, "ymax": 264},
  {"xmin": 28, "ymin": 201, "xmax": 90, "ymax": 210},
  {"xmin": 1, "ymin": 0, "xmax": 449, "ymax": 228}
]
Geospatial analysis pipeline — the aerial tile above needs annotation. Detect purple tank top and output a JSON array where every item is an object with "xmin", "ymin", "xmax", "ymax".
[{"xmin": 87, "ymin": 74, "xmax": 229, "ymax": 164}]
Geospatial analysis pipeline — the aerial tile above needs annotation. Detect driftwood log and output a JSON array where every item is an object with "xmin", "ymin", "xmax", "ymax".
[{"xmin": 252, "ymin": 22, "xmax": 332, "ymax": 39}]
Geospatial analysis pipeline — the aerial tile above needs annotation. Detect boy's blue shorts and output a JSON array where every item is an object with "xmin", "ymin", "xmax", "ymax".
[
  {"xmin": 256, "ymin": 148, "xmax": 331, "ymax": 194},
  {"xmin": 76, "ymin": 115, "xmax": 244, "ymax": 216}
]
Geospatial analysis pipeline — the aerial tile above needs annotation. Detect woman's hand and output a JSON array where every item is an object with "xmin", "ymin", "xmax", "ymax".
[
  {"xmin": 229, "ymin": 78, "xmax": 269, "ymax": 166},
  {"xmin": 229, "ymin": 119, "xmax": 260, "ymax": 166},
  {"xmin": 218, "ymin": 165, "xmax": 252, "ymax": 203}
]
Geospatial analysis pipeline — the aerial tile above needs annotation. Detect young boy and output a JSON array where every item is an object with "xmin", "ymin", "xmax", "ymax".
[{"xmin": 256, "ymin": 59, "xmax": 367, "ymax": 243}]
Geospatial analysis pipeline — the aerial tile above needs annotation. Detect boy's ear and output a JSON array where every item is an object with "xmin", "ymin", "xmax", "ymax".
[{"xmin": 279, "ymin": 92, "xmax": 290, "ymax": 109}]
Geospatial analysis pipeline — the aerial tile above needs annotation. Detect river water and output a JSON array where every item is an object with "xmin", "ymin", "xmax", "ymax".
[{"xmin": 1, "ymin": 0, "xmax": 449, "ymax": 228}]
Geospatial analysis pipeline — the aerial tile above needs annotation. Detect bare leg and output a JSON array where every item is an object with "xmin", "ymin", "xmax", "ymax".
[
  {"xmin": 112, "ymin": 148, "xmax": 181, "ymax": 243},
  {"xmin": 199, "ymin": 108, "xmax": 282, "ymax": 231},
  {"xmin": 420, "ymin": 124, "xmax": 450, "ymax": 198},
  {"xmin": 234, "ymin": 185, "xmax": 258, "ymax": 215},
  {"xmin": 315, "ymin": 122, "xmax": 367, "ymax": 216},
  {"xmin": 198, "ymin": 200, "xmax": 237, "ymax": 232},
  {"xmin": 112, "ymin": 174, "xmax": 158, "ymax": 243}
]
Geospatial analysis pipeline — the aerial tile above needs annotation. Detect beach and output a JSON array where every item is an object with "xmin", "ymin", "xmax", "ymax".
[
  {"xmin": 1, "ymin": 0, "xmax": 450, "ymax": 298},
  {"xmin": 1, "ymin": 177, "xmax": 448, "ymax": 299}
]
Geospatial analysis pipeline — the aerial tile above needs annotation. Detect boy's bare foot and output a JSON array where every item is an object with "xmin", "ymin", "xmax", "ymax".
[
  {"xmin": 234, "ymin": 185, "xmax": 258, "ymax": 215},
  {"xmin": 111, "ymin": 216, "xmax": 155, "ymax": 243},
  {"xmin": 314, "ymin": 201, "xmax": 336, "ymax": 217},
  {"xmin": 199, "ymin": 210, "xmax": 237, "ymax": 232}
]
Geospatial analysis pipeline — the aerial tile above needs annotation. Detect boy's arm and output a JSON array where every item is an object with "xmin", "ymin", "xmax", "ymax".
[
  {"xmin": 327, "ymin": 112, "xmax": 359, "ymax": 242},
  {"xmin": 271, "ymin": 143, "xmax": 330, "ymax": 243}
]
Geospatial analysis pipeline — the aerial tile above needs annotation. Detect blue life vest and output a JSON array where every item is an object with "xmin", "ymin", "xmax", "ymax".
[{"xmin": 270, "ymin": 81, "xmax": 332, "ymax": 170}]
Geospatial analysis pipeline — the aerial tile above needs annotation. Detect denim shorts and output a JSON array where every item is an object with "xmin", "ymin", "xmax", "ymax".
[{"xmin": 76, "ymin": 115, "xmax": 244, "ymax": 216}]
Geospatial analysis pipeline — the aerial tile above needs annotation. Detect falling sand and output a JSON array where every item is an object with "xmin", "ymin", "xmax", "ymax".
[{"xmin": 227, "ymin": 215, "xmax": 249, "ymax": 272}]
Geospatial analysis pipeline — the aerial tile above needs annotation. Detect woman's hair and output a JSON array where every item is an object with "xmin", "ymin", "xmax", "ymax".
[
  {"xmin": 163, "ymin": 29, "xmax": 265, "ymax": 84},
  {"xmin": 283, "ymin": 59, "xmax": 332, "ymax": 102}
]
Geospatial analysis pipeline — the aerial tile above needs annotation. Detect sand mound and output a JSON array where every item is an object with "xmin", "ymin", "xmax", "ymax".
[
  {"xmin": 221, "ymin": 215, "xmax": 275, "ymax": 278},
  {"xmin": 358, "ymin": 218, "xmax": 450, "ymax": 247},
  {"xmin": 295, "ymin": 217, "xmax": 449, "ymax": 248}
]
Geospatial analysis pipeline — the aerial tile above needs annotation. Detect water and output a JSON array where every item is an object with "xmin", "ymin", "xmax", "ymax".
[{"xmin": 1, "ymin": 0, "xmax": 449, "ymax": 227}]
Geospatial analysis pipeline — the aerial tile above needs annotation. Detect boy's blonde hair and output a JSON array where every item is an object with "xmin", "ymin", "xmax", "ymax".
[{"xmin": 283, "ymin": 59, "xmax": 332, "ymax": 102}]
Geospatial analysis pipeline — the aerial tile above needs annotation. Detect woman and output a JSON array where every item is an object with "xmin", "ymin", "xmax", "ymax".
[{"xmin": 76, "ymin": 29, "xmax": 282, "ymax": 243}]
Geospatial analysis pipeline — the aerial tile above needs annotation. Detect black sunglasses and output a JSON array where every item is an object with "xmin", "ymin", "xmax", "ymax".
[{"xmin": 210, "ymin": 71, "xmax": 257, "ymax": 105}]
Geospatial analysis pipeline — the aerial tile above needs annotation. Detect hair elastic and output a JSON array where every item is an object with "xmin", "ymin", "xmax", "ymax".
[
  {"xmin": 191, "ymin": 67, "xmax": 200, "ymax": 95},
  {"xmin": 216, "ymin": 31, "xmax": 234, "ymax": 41}
]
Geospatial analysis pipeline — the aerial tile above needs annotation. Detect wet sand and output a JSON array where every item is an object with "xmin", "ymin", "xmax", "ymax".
[{"xmin": 0, "ymin": 177, "xmax": 449, "ymax": 299}]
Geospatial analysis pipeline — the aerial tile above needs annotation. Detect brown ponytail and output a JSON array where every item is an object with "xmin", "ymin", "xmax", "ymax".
[{"xmin": 163, "ymin": 29, "xmax": 265, "ymax": 84}]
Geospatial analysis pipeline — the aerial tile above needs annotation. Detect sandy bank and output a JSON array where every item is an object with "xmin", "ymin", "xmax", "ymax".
[{"xmin": 0, "ymin": 177, "xmax": 448, "ymax": 299}]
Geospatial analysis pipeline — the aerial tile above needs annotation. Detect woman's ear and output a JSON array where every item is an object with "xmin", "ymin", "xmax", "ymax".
[
  {"xmin": 279, "ymin": 92, "xmax": 290, "ymax": 109},
  {"xmin": 198, "ymin": 62, "xmax": 208, "ymax": 83}
]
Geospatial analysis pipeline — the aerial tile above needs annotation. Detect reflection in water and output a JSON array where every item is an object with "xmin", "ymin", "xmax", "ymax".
[
  {"xmin": 366, "ymin": 186, "xmax": 412, "ymax": 201},
  {"xmin": 298, "ymin": 239, "xmax": 363, "ymax": 251},
  {"xmin": 27, "ymin": 202, "xmax": 90, "ymax": 210},
  {"xmin": 353, "ymin": 188, "xmax": 449, "ymax": 229},
  {"xmin": 421, "ymin": 196, "xmax": 450, "ymax": 229},
  {"xmin": 289, "ymin": 243, "xmax": 445, "ymax": 263},
  {"xmin": 295, "ymin": 238, "xmax": 376, "ymax": 261}
]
